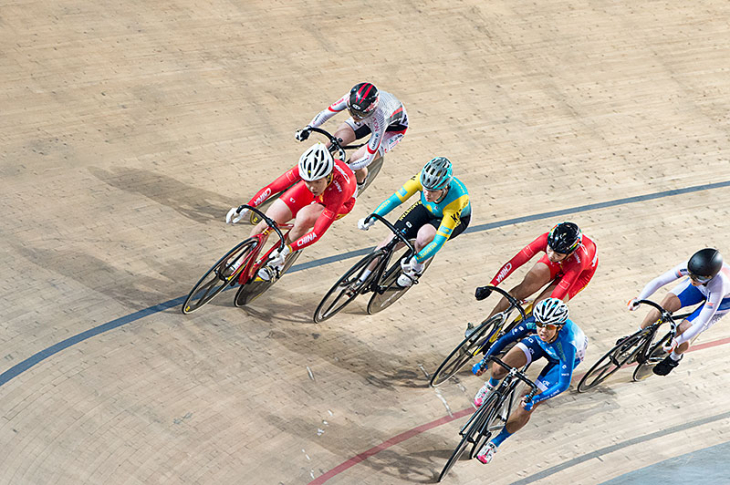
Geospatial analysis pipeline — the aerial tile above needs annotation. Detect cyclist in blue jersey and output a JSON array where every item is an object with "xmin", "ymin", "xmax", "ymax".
[
  {"xmin": 357, "ymin": 157, "xmax": 471, "ymax": 287},
  {"xmin": 470, "ymin": 298, "xmax": 588, "ymax": 465}
]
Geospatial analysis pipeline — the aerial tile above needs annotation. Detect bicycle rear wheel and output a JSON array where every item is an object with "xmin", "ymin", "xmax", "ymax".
[
  {"xmin": 437, "ymin": 403, "xmax": 491, "ymax": 482},
  {"xmin": 429, "ymin": 314, "xmax": 505, "ymax": 387},
  {"xmin": 313, "ymin": 251, "xmax": 384, "ymax": 323},
  {"xmin": 234, "ymin": 249, "xmax": 301, "ymax": 307},
  {"xmin": 577, "ymin": 333, "xmax": 645, "ymax": 392},
  {"xmin": 357, "ymin": 157, "xmax": 384, "ymax": 195},
  {"xmin": 366, "ymin": 252, "xmax": 433, "ymax": 315},
  {"xmin": 182, "ymin": 238, "xmax": 258, "ymax": 314},
  {"xmin": 632, "ymin": 331, "xmax": 671, "ymax": 381}
]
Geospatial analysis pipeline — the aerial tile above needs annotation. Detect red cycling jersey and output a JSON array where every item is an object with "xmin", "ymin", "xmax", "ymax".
[
  {"xmin": 247, "ymin": 159, "xmax": 357, "ymax": 252},
  {"xmin": 489, "ymin": 232, "xmax": 598, "ymax": 300}
]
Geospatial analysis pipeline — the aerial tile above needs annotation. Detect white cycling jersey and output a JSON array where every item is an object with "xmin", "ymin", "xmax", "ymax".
[
  {"xmin": 308, "ymin": 90, "xmax": 408, "ymax": 171},
  {"xmin": 637, "ymin": 260, "xmax": 730, "ymax": 344}
]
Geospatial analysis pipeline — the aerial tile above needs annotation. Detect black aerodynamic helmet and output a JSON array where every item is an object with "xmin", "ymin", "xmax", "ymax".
[
  {"xmin": 687, "ymin": 248, "xmax": 723, "ymax": 282},
  {"xmin": 547, "ymin": 222, "xmax": 582, "ymax": 254},
  {"xmin": 347, "ymin": 82, "xmax": 379, "ymax": 119}
]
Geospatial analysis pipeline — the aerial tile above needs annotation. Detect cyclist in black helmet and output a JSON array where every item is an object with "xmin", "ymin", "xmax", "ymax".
[
  {"xmin": 294, "ymin": 82, "xmax": 409, "ymax": 191},
  {"xmin": 470, "ymin": 222, "xmax": 598, "ymax": 334},
  {"xmin": 625, "ymin": 248, "xmax": 730, "ymax": 376}
]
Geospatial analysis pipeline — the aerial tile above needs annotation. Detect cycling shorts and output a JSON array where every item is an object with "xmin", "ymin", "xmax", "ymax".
[{"xmin": 393, "ymin": 201, "xmax": 470, "ymax": 241}]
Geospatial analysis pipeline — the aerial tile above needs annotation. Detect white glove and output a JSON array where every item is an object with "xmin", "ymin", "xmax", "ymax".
[
  {"xmin": 401, "ymin": 255, "xmax": 418, "ymax": 273},
  {"xmin": 295, "ymin": 126, "xmax": 312, "ymax": 142},
  {"xmin": 269, "ymin": 245, "xmax": 291, "ymax": 268},
  {"xmin": 358, "ymin": 217, "xmax": 376, "ymax": 231},
  {"xmin": 662, "ymin": 338, "xmax": 679, "ymax": 354},
  {"xmin": 627, "ymin": 298, "xmax": 640, "ymax": 312},
  {"xmin": 226, "ymin": 206, "xmax": 250, "ymax": 224}
]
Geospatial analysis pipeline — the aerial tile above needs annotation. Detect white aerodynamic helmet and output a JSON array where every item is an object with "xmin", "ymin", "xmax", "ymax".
[
  {"xmin": 533, "ymin": 297, "xmax": 569, "ymax": 326},
  {"xmin": 298, "ymin": 142, "xmax": 334, "ymax": 182}
]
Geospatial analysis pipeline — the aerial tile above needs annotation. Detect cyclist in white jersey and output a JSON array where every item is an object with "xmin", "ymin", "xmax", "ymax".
[
  {"xmin": 295, "ymin": 82, "xmax": 409, "ymax": 190},
  {"xmin": 626, "ymin": 248, "xmax": 730, "ymax": 375}
]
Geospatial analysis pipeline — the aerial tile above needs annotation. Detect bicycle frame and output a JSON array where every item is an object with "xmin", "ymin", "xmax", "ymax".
[
  {"xmin": 232, "ymin": 205, "xmax": 293, "ymax": 286},
  {"xmin": 479, "ymin": 286, "xmax": 529, "ymax": 346},
  {"xmin": 633, "ymin": 299, "xmax": 684, "ymax": 362},
  {"xmin": 362, "ymin": 213, "xmax": 420, "ymax": 292}
]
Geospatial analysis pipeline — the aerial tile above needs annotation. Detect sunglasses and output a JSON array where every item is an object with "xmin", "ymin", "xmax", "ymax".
[
  {"xmin": 689, "ymin": 273, "xmax": 712, "ymax": 283},
  {"xmin": 535, "ymin": 322, "xmax": 562, "ymax": 330}
]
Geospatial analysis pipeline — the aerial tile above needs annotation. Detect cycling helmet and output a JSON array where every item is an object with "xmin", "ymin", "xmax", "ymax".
[
  {"xmin": 547, "ymin": 222, "xmax": 582, "ymax": 254},
  {"xmin": 420, "ymin": 157, "xmax": 453, "ymax": 191},
  {"xmin": 687, "ymin": 248, "xmax": 723, "ymax": 281},
  {"xmin": 533, "ymin": 297, "xmax": 569, "ymax": 326},
  {"xmin": 298, "ymin": 143, "xmax": 334, "ymax": 182},
  {"xmin": 347, "ymin": 82, "xmax": 379, "ymax": 119}
]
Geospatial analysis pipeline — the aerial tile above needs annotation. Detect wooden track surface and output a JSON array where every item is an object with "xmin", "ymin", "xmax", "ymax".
[{"xmin": 2, "ymin": 0, "xmax": 730, "ymax": 483}]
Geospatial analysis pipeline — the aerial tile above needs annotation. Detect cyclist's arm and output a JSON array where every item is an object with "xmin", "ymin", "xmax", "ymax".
[
  {"xmin": 531, "ymin": 344, "xmax": 577, "ymax": 405},
  {"xmin": 247, "ymin": 167, "xmax": 300, "ymax": 208},
  {"xmin": 489, "ymin": 233, "xmax": 547, "ymax": 286},
  {"xmin": 636, "ymin": 262, "xmax": 686, "ymax": 300},
  {"xmin": 413, "ymin": 196, "xmax": 470, "ymax": 263},
  {"xmin": 372, "ymin": 174, "xmax": 421, "ymax": 218},
  {"xmin": 289, "ymin": 188, "xmax": 351, "ymax": 252},
  {"xmin": 308, "ymin": 94, "xmax": 348, "ymax": 128},
  {"xmin": 550, "ymin": 249, "xmax": 592, "ymax": 300},
  {"xmin": 483, "ymin": 321, "xmax": 533, "ymax": 359}
]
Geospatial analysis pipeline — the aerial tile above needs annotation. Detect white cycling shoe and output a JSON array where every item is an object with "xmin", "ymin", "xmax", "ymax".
[
  {"xmin": 474, "ymin": 382, "xmax": 495, "ymax": 408},
  {"xmin": 476, "ymin": 441, "xmax": 497, "ymax": 464}
]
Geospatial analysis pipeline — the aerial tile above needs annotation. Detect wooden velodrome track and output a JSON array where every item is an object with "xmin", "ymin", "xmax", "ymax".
[{"xmin": 3, "ymin": 0, "xmax": 730, "ymax": 484}]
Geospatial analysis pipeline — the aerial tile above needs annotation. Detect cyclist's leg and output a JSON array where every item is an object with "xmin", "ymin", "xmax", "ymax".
[
  {"xmin": 249, "ymin": 199, "xmax": 293, "ymax": 237},
  {"xmin": 488, "ymin": 258, "xmax": 558, "ymax": 318},
  {"xmin": 640, "ymin": 279, "xmax": 698, "ymax": 329},
  {"xmin": 288, "ymin": 202, "xmax": 325, "ymax": 242},
  {"xmin": 340, "ymin": 120, "xmax": 370, "ymax": 184}
]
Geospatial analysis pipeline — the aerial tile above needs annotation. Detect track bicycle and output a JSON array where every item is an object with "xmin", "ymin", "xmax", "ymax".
[
  {"xmin": 429, "ymin": 287, "xmax": 529, "ymax": 387},
  {"xmin": 182, "ymin": 205, "xmax": 301, "ymax": 314},
  {"xmin": 576, "ymin": 299, "xmax": 685, "ymax": 391},
  {"xmin": 312, "ymin": 213, "xmax": 433, "ymax": 322},
  {"xmin": 437, "ymin": 356, "xmax": 538, "ymax": 482},
  {"xmin": 249, "ymin": 127, "xmax": 383, "ymax": 224}
]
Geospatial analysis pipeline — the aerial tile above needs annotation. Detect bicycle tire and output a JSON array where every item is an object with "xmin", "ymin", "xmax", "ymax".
[
  {"xmin": 437, "ymin": 401, "xmax": 492, "ymax": 482},
  {"xmin": 429, "ymin": 314, "xmax": 505, "ymax": 387},
  {"xmin": 312, "ymin": 251, "xmax": 384, "ymax": 323},
  {"xmin": 632, "ymin": 331, "xmax": 672, "ymax": 382},
  {"xmin": 233, "ymin": 249, "xmax": 301, "ymax": 307},
  {"xmin": 576, "ymin": 333, "xmax": 646, "ymax": 392},
  {"xmin": 366, "ymin": 255, "xmax": 433, "ymax": 315},
  {"xmin": 182, "ymin": 238, "xmax": 258, "ymax": 314},
  {"xmin": 357, "ymin": 157, "xmax": 384, "ymax": 195}
]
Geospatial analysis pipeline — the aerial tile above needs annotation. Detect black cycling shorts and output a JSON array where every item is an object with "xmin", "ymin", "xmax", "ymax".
[{"xmin": 393, "ymin": 201, "xmax": 470, "ymax": 241}]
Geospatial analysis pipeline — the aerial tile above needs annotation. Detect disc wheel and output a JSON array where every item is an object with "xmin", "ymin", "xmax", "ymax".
[
  {"xmin": 234, "ymin": 249, "xmax": 301, "ymax": 307},
  {"xmin": 576, "ymin": 333, "xmax": 645, "ymax": 392},
  {"xmin": 182, "ymin": 238, "xmax": 258, "ymax": 314},
  {"xmin": 429, "ymin": 314, "xmax": 505, "ymax": 387},
  {"xmin": 366, "ymin": 251, "xmax": 433, "ymax": 315},
  {"xmin": 313, "ymin": 251, "xmax": 384, "ymax": 323}
]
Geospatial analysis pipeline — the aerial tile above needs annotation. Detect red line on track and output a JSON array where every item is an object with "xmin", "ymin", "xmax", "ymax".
[{"xmin": 306, "ymin": 335, "xmax": 730, "ymax": 484}]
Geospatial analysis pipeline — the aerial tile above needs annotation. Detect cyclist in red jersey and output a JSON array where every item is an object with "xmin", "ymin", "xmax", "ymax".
[
  {"xmin": 225, "ymin": 143, "xmax": 357, "ymax": 280},
  {"xmin": 473, "ymin": 222, "xmax": 598, "ymax": 323}
]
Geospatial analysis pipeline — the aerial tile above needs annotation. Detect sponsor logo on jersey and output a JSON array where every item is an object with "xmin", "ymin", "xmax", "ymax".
[
  {"xmin": 254, "ymin": 188, "xmax": 272, "ymax": 207},
  {"xmin": 296, "ymin": 232, "xmax": 318, "ymax": 247},
  {"xmin": 495, "ymin": 263, "xmax": 512, "ymax": 283},
  {"xmin": 332, "ymin": 180, "xmax": 342, "ymax": 193}
]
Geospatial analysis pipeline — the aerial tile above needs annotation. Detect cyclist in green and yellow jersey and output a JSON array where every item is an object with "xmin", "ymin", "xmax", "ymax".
[{"xmin": 358, "ymin": 157, "xmax": 471, "ymax": 287}]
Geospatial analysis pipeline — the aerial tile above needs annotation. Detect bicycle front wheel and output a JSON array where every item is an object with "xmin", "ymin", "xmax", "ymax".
[
  {"xmin": 429, "ymin": 314, "xmax": 504, "ymax": 387},
  {"xmin": 437, "ymin": 404, "xmax": 491, "ymax": 482},
  {"xmin": 632, "ymin": 331, "xmax": 671, "ymax": 382},
  {"xmin": 577, "ymin": 333, "xmax": 645, "ymax": 392},
  {"xmin": 313, "ymin": 251, "xmax": 384, "ymax": 323},
  {"xmin": 182, "ymin": 238, "xmax": 258, "ymax": 314},
  {"xmin": 234, "ymin": 249, "xmax": 301, "ymax": 307}
]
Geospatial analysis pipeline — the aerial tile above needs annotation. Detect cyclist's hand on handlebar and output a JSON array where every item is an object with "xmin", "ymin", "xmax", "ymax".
[
  {"xmin": 226, "ymin": 206, "xmax": 249, "ymax": 224},
  {"xmin": 475, "ymin": 286, "xmax": 492, "ymax": 301},
  {"xmin": 471, "ymin": 357, "xmax": 488, "ymax": 376},
  {"xmin": 358, "ymin": 217, "xmax": 375, "ymax": 231},
  {"xmin": 295, "ymin": 126, "xmax": 312, "ymax": 142},
  {"xmin": 662, "ymin": 337, "xmax": 679, "ymax": 354},
  {"xmin": 269, "ymin": 245, "xmax": 291, "ymax": 267},
  {"xmin": 627, "ymin": 298, "xmax": 640, "ymax": 312},
  {"xmin": 521, "ymin": 396, "xmax": 534, "ymax": 412}
]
